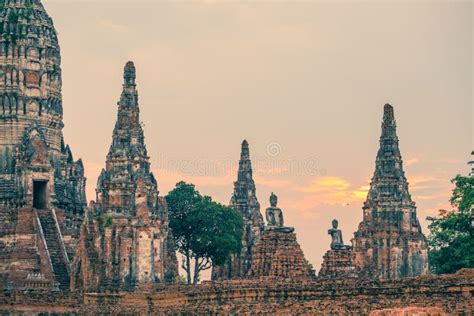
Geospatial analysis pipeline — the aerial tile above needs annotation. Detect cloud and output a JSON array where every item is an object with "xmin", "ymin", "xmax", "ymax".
[
  {"xmin": 408, "ymin": 175, "xmax": 442, "ymax": 191},
  {"xmin": 254, "ymin": 175, "xmax": 294, "ymax": 189},
  {"xmin": 415, "ymin": 194, "xmax": 448, "ymax": 201},
  {"xmin": 153, "ymin": 167, "xmax": 235, "ymax": 191},
  {"xmin": 352, "ymin": 185, "xmax": 370, "ymax": 200},
  {"xmin": 301, "ymin": 176, "xmax": 350, "ymax": 193},
  {"xmin": 437, "ymin": 158, "xmax": 464, "ymax": 165},
  {"xmin": 97, "ymin": 19, "xmax": 129, "ymax": 33},
  {"xmin": 405, "ymin": 157, "xmax": 420, "ymax": 166},
  {"xmin": 420, "ymin": 202, "xmax": 452, "ymax": 218},
  {"xmin": 255, "ymin": 165, "xmax": 290, "ymax": 176},
  {"xmin": 296, "ymin": 177, "xmax": 368, "ymax": 208},
  {"xmin": 407, "ymin": 175, "xmax": 454, "ymax": 204}
]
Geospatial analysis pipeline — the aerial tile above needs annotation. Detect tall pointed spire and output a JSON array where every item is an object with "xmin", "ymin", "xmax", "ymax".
[
  {"xmin": 108, "ymin": 61, "xmax": 146, "ymax": 159},
  {"xmin": 124, "ymin": 61, "xmax": 137, "ymax": 86},
  {"xmin": 118, "ymin": 61, "xmax": 139, "ymax": 112},
  {"xmin": 236, "ymin": 139, "xmax": 254, "ymax": 187},
  {"xmin": 367, "ymin": 103, "xmax": 411, "ymax": 204},
  {"xmin": 240, "ymin": 139, "xmax": 250, "ymax": 159},
  {"xmin": 212, "ymin": 140, "xmax": 264, "ymax": 280},
  {"xmin": 352, "ymin": 104, "xmax": 429, "ymax": 279},
  {"xmin": 99, "ymin": 61, "xmax": 152, "ymax": 215},
  {"xmin": 76, "ymin": 62, "xmax": 178, "ymax": 291}
]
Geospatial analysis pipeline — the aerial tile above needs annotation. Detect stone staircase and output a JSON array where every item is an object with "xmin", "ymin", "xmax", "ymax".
[{"xmin": 37, "ymin": 208, "xmax": 70, "ymax": 291}]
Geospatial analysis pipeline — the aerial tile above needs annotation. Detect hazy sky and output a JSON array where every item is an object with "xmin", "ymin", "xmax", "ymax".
[{"xmin": 43, "ymin": 0, "xmax": 472, "ymax": 274}]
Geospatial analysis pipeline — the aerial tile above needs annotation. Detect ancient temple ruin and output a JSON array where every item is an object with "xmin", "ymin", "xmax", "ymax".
[
  {"xmin": 0, "ymin": 0, "xmax": 86, "ymax": 290},
  {"xmin": 212, "ymin": 140, "xmax": 264, "ymax": 280},
  {"xmin": 352, "ymin": 104, "xmax": 429, "ymax": 279},
  {"xmin": 249, "ymin": 193, "xmax": 311, "ymax": 279},
  {"xmin": 71, "ymin": 62, "xmax": 178, "ymax": 292},
  {"xmin": 0, "ymin": 0, "xmax": 86, "ymax": 212}
]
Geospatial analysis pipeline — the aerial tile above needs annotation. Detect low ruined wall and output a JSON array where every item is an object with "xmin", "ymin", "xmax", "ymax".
[
  {"xmin": 1, "ymin": 270, "xmax": 473, "ymax": 315},
  {"xmin": 0, "ymin": 290, "xmax": 81, "ymax": 314}
]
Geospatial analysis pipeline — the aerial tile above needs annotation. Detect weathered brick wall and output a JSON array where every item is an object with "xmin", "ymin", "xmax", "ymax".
[
  {"xmin": 319, "ymin": 248, "xmax": 356, "ymax": 278},
  {"xmin": 1, "ymin": 269, "xmax": 473, "ymax": 315},
  {"xmin": 0, "ymin": 207, "xmax": 57, "ymax": 289},
  {"xmin": 249, "ymin": 229, "xmax": 311, "ymax": 279}
]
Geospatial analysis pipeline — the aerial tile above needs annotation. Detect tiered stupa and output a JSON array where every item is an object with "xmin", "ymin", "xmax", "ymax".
[
  {"xmin": 249, "ymin": 193, "xmax": 311, "ymax": 279},
  {"xmin": 0, "ymin": 0, "xmax": 86, "ymax": 290},
  {"xmin": 71, "ymin": 62, "xmax": 178, "ymax": 292},
  {"xmin": 352, "ymin": 104, "xmax": 429, "ymax": 279},
  {"xmin": 0, "ymin": 0, "xmax": 86, "ymax": 211},
  {"xmin": 212, "ymin": 140, "xmax": 264, "ymax": 280}
]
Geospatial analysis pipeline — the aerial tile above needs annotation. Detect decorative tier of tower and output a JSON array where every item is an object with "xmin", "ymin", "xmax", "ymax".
[
  {"xmin": 351, "ymin": 104, "xmax": 429, "ymax": 279},
  {"xmin": 0, "ymin": 0, "xmax": 86, "ymax": 291},
  {"xmin": 249, "ymin": 193, "xmax": 311, "ymax": 280},
  {"xmin": 0, "ymin": 0, "xmax": 86, "ymax": 212},
  {"xmin": 318, "ymin": 219, "xmax": 356, "ymax": 278},
  {"xmin": 212, "ymin": 140, "xmax": 264, "ymax": 280},
  {"xmin": 71, "ymin": 62, "xmax": 178, "ymax": 292}
]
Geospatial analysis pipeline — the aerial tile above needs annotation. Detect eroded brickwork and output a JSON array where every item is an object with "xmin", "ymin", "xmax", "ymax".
[
  {"xmin": 212, "ymin": 140, "xmax": 264, "ymax": 280},
  {"xmin": 71, "ymin": 62, "xmax": 178, "ymax": 292},
  {"xmin": 319, "ymin": 219, "xmax": 356, "ymax": 278},
  {"xmin": 1, "ymin": 269, "xmax": 473, "ymax": 315},
  {"xmin": 352, "ymin": 104, "xmax": 429, "ymax": 279},
  {"xmin": 0, "ymin": 0, "xmax": 86, "ymax": 212},
  {"xmin": 248, "ymin": 193, "xmax": 311, "ymax": 280},
  {"xmin": 249, "ymin": 229, "xmax": 310, "ymax": 280},
  {"xmin": 0, "ymin": 0, "xmax": 86, "ymax": 291},
  {"xmin": 319, "ymin": 249, "xmax": 356, "ymax": 278}
]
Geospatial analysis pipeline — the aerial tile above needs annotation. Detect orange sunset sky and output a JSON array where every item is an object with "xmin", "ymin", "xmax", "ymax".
[{"xmin": 43, "ymin": 0, "xmax": 472, "ymax": 274}]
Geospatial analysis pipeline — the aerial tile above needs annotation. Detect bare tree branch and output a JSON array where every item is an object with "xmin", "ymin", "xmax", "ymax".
[{"xmin": 198, "ymin": 258, "xmax": 212, "ymax": 272}]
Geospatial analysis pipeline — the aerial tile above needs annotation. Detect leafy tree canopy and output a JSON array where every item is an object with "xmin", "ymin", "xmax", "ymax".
[
  {"xmin": 166, "ymin": 181, "xmax": 243, "ymax": 284},
  {"xmin": 427, "ymin": 170, "xmax": 474, "ymax": 274}
]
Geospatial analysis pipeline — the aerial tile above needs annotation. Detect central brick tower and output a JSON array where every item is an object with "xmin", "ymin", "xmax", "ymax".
[
  {"xmin": 71, "ymin": 62, "xmax": 178, "ymax": 292},
  {"xmin": 352, "ymin": 104, "xmax": 429, "ymax": 279},
  {"xmin": 212, "ymin": 140, "xmax": 264, "ymax": 280},
  {"xmin": 0, "ymin": 0, "xmax": 86, "ymax": 291}
]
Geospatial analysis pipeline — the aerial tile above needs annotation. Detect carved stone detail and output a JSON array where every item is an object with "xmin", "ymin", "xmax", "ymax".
[
  {"xmin": 71, "ymin": 62, "xmax": 178, "ymax": 292},
  {"xmin": 352, "ymin": 104, "xmax": 429, "ymax": 279},
  {"xmin": 212, "ymin": 140, "xmax": 264, "ymax": 280},
  {"xmin": 0, "ymin": 0, "xmax": 86, "ymax": 291}
]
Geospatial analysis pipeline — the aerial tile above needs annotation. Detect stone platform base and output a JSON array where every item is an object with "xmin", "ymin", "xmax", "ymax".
[
  {"xmin": 0, "ymin": 206, "xmax": 73, "ymax": 290},
  {"xmin": 0, "ymin": 270, "xmax": 473, "ymax": 315},
  {"xmin": 319, "ymin": 248, "xmax": 356, "ymax": 278},
  {"xmin": 249, "ymin": 229, "xmax": 310, "ymax": 279}
]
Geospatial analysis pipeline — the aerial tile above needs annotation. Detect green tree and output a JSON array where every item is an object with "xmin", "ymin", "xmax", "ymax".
[
  {"xmin": 427, "ymin": 168, "xmax": 474, "ymax": 274},
  {"xmin": 166, "ymin": 181, "xmax": 243, "ymax": 284}
]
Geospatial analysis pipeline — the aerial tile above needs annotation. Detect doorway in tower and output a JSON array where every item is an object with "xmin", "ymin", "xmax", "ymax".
[{"xmin": 33, "ymin": 180, "xmax": 48, "ymax": 209}]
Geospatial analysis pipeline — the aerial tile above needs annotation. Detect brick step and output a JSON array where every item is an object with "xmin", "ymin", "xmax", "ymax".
[{"xmin": 37, "ymin": 208, "xmax": 70, "ymax": 291}]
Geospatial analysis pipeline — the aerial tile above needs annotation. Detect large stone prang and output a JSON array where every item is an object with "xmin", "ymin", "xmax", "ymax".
[
  {"xmin": 211, "ymin": 140, "xmax": 264, "ymax": 281},
  {"xmin": 71, "ymin": 62, "xmax": 178, "ymax": 292},
  {"xmin": 351, "ymin": 104, "xmax": 429, "ymax": 279}
]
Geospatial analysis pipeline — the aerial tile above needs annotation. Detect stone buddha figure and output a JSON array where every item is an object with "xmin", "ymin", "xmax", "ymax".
[
  {"xmin": 266, "ymin": 192, "xmax": 283, "ymax": 227},
  {"xmin": 328, "ymin": 219, "xmax": 350, "ymax": 250},
  {"xmin": 265, "ymin": 193, "xmax": 294, "ymax": 232}
]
